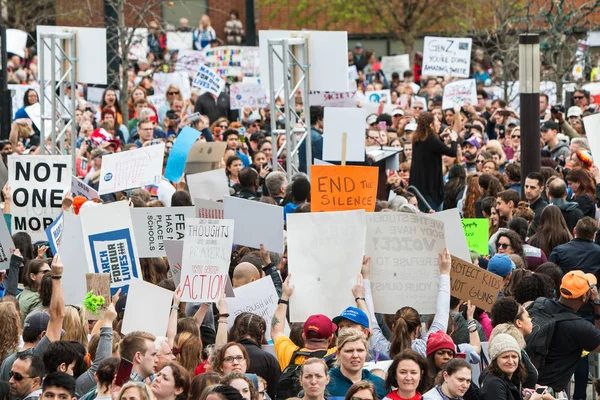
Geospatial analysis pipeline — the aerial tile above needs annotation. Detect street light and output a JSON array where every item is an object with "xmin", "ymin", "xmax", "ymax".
[{"xmin": 519, "ymin": 33, "xmax": 541, "ymax": 196}]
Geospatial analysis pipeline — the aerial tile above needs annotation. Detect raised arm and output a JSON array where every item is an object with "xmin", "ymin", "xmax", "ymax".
[
  {"xmin": 215, "ymin": 290, "xmax": 229, "ymax": 346},
  {"xmin": 167, "ymin": 287, "xmax": 182, "ymax": 348},
  {"xmin": 352, "ymin": 257, "xmax": 371, "ymax": 332},
  {"xmin": 47, "ymin": 254, "xmax": 65, "ymax": 342},
  {"xmin": 425, "ymin": 248, "xmax": 452, "ymax": 339},
  {"xmin": 465, "ymin": 301, "xmax": 481, "ymax": 354},
  {"xmin": 271, "ymin": 274, "xmax": 293, "ymax": 341}
]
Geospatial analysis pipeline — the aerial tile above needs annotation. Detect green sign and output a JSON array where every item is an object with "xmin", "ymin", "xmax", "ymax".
[{"xmin": 461, "ymin": 218, "xmax": 489, "ymax": 255}]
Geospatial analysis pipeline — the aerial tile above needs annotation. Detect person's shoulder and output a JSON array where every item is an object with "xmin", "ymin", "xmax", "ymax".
[{"xmin": 422, "ymin": 388, "xmax": 442, "ymax": 400}]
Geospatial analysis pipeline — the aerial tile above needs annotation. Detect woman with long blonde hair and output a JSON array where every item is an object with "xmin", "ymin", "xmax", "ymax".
[
  {"xmin": 63, "ymin": 305, "xmax": 89, "ymax": 347},
  {"xmin": 0, "ymin": 302, "xmax": 21, "ymax": 364},
  {"xmin": 173, "ymin": 331, "xmax": 203, "ymax": 374}
]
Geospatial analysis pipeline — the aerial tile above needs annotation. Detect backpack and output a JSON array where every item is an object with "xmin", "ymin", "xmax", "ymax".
[
  {"xmin": 275, "ymin": 349, "xmax": 336, "ymax": 399},
  {"xmin": 524, "ymin": 297, "xmax": 580, "ymax": 376}
]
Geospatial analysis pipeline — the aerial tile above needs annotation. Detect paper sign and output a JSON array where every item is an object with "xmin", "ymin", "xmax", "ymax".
[
  {"xmin": 130, "ymin": 207, "xmax": 195, "ymax": 258},
  {"xmin": 85, "ymin": 273, "xmax": 111, "ymax": 320},
  {"xmin": 223, "ymin": 196, "xmax": 284, "ymax": 253},
  {"xmin": 226, "ymin": 277, "xmax": 289, "ymax": 341},
  {"xmin": 380, "ymin": 55, "xmax": 410, "ymax": 80},
  {"xmin": 164, "ymin": 126, "xmax": 202, "ymax": 183},
  {"xmin": 71, "ymin": 176, "xmax": 99, "ymax": 200},
  {"xmin": 309, "ymin": 90, "xmax": 357, "ymax": 108},
  {"xmin": 583, "ymin": 114, "xmax": 600, "ymax": 164},
  {"xmin": 462, "ymin": 218, "xmax": 489, "ymax": 255},
  {"xmin": 202, "ymin": 46, "xmax": 260, "ymax": 77},
  {"xmin": 60, "ymin": 213, "xmax": 90, "ymax": 305},
  {"xmin": 450, "ymin": 256, "xmax": 502, "ymax": 312},
  {"xmin": 122, "ymin": 278, "xmax": 173, "ymax": 337},
  {"xmin": 323, "ymin": 107, "xmax": 366, "ymax": 162},
  {"xmin": 422, "ymin": 36, "xmax": 473, "ymax": 78},
  {"xmin": 167, "ymin": 32, "xmax": 193, "ymax": 50},
  {"xmin": 287, "ymin": 210, "xmax": 366, "ymax": 321},
  {"xmin": 348, "ymin": 65, "xmax": 359, "ymax": 80},
  {"xmin": 126, "ymin": 28, "xmax": 148, "ymax": 61},
  {"xmin": 192, "ymin": 64, "xmax": 225, "ymax": 97},
  {"xmin": 429, "ymin": 209, "xmax": 472, "ymax": 261},
  {"xmin": 154, "ymin": 72, "xmax": 191, "ymax": 102},
  {"xmin": 187, "ymin": 169, "xmax": 229, "ymax": 201},
  {"xmin": 442, "ymin": 79, "xmax": 477, "ymax": 110},
  {"xmin": 45, "ymin": 212, "xmax": 64, "ymax": 255},
  {"xmin": 164, "ymin": 239, "xmax": 184, "ymax": 286},
  {"xmin": 314, "ymin": 159, "xmax": 334, "ymax": 166},
  {"xmin": 9, "ymin": 155, "xmax": 72, "ymax": 241},
  {"xmin": 179, "ymin": 218, "xmax": 234, "ymax": 302},
  {"xmin": 185, "ymin": 141, "xmax": 227, "ymax": 175},
  {"xmin": 195, "ymin": 199, "xmax": 224, "ymax": 219},
  {"xmin": 98, "ymin": 143, "xmax": 165, "ymax": 195},
  {"xmin": 7, "ymin": 29, "xmax": 27, "ymax": 58},
  {"xmin": 175, "ymin": 49, "xmax": 204, "ymax": 78},
  {"xmin": 230, "ymin": 83, "xmax": 268, "ymax": 110},
  {"xmin": 0, "ymin": 215, "xmax": 13, "ymax": 270},
  {"xmin": 365, "ymin": 90, "xmax": 391, "ymax": 104},
  {"xmin": 365, "ymin": 213, "xmax": 446, "ymax": 314},
  {"xmin": 311, "ymin": 165, "xmax": 378, "ymax": 212}
]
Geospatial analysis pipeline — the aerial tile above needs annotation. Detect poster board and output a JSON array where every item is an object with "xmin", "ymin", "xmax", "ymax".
[
  {"xmin": 323, "ymin": 107, "xmax": 366, "ymax": 162},
  {"xmin": 122, "ymin": 278, "xmax": 173, "ymax": 336},
  {"xmin": 230, "ymin": 83, "xmax": 268, "ymax": 110},
  {"xmin": 422, "ymin": 36, "xmax": 472, "ymax": 78},
  {"xmin": 429, "ymin": 208, "xmax": 471, "ymax": 261},
  {"xmin": 0, "ymin": 215, "xmax": 13, "ymax": 270},
  {"xmin": 187, "ymin": 169, "xmax": 229, "ymax": 201},
  {"xmin": 442, "ymin": 79, "xmax": 477, "ymax": 110},
  {"xmin": 192, "ymin": 64, "xmax": 226, "ymax": 97},
  {"xmin": 450, "ymin": 256, "xmax": 502, "ymax": 312},
  {"xmin": 310, "ymin": 165, "xmax": 378, "ymax": 212},
  {"xmin": 164, "ymin": 239, "xmax": 184, "ymax": 286},
  {"xmin": 71, "ymin": 176, "xmax": 99, "ymax": 200},
  {"xmin": 175, "ymin": 49, "xmax": 204, "ymax": 78},
  {"xmin": 462, "ymin": 218, "xmax": 489, "ymax": 255},
  {"xmin": 130, "ymin": 206, "xmax": 195, "ymax": 257},
  {"xmin": 583, "ymin": 114, "xmax": 600, "ymax": 164},
  {"xmin": 61, "ymin": 212, "xmax": 91, "ymax": 305},
  {"xmin": 7, "ymin": 29, "xmax": 28, "ymax": 58},
  {"xmin": 167, "ymin": 32, "xmax": 193, "ymax": 50},
  {"xmin": 380, "ymin": 55, "xmax": 410, "ymax": 79},
  {"xmin": 164, "ymin": 126, "xmax": 202, "ymax": 183}
]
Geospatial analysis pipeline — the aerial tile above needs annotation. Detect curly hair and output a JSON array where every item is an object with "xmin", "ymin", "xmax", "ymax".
[
  {"xmin": 496, "ymin": 230, "xmax": 527, "ymax": 269},
  {"xmin": 462, "ymin": 174, "xmax": 482, "ymax": 218},
  {"xmin": 490, "ymin": 297, "xmax": 520, "ymax": 327},
  {"xmin": 0, "ymin": 302, "xmax": 20, "ymax": 361},
  {"xmin": 513, "ymin": 274, "xmax": 555, "ymax": 304}
]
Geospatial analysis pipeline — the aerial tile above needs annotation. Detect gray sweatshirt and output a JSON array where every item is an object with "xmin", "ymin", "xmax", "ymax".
[{"xmin": 76, "ymin": 326, "xmax": 113, "ymax": 398}]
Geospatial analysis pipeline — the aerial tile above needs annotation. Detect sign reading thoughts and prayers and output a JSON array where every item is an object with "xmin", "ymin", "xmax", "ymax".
[
  {"xmin": 311, "ymin": 165, "xmax": 378, "ymax": 212},
  {"xmin": 422, "ymin": 37, "xmax": 473, "ymax": 78},
  {"xmin": 450, "ymin": 256, "xmax": 502, "ymax": 312}
]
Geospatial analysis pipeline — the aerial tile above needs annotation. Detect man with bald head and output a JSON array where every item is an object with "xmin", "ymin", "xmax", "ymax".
[
  {"xmin": 547, "ymin": 178, "xmax": 584, "ymax": 233},
  {"xmin": 232, "ymin": 262, "xmax": 261, "ymax": 288}
]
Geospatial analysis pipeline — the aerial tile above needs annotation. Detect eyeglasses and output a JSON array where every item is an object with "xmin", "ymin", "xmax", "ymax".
[
  {"xmin": 167, "ymin": 91, "xmax": 180, "ymax": 95},
  {"xmin": 497, "ymin": 243, "xmax": 510, "ymax": 249},
  {"xmin": 573, "ymin": 96, "xmax": 584, "ymax": 100},
  {"xmin": 9, "ymin": 371, "xmax": 31, "ymax": 381},
  {"xmin": 218, "ymin": 124, "xmax": 228, "ymax": 129},
  {"xmin": 511, "ymin": 135, "xmax": 520, "ymax": 139},
  {"xmin": 412, "ymin": 106, "xmax": 424, "ymax": 110},
  {"xmin": 476, "ymin": 160, "xmax": 485, "ymax": 164},
  {"xmin": 223, "ymin": 355, "xmax": 245, "ymax": 363},
  {"xmin": 399, "ymin": 169, "xmax": 409, "ymax": 173}
]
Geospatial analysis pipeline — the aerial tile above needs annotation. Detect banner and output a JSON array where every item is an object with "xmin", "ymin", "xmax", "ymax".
[
  {"xmin": 422, "ymin": 36, "xmax": 473, "ymax": 77},
  {"xmin": 311, "ymin": 165, "xmax": 378, "ymax": 212},
  {"xmin": 71, "ymin": 176, "xmax": 99, "ymax": 200},
  {"xmin": 9, "ymin": 155, "xmax": 72, "ymax": 241},
  {"xmin": 365, "ymin": 213, "xmax": 446, "ymax": 314},
  {"xmin": 442, "ymin": 79, "xmax": 477, "ymax": 110},
  {"xmin": 130, "ymin": 206, "xmax": 195, "ymax": 258},
  {"xmin": 450, "ymin": 256, "xmax": 502, "ymax": 312},
  {"xmin": 179, "ymin": 218, "xmax": 234, "ymax": 302},
  {"xmin": 230, "ymin": 83, "xmax": 268, "ymax": 110},
  {"xmin": 462, "ymin": 218, "xmax": 489, "ymax": 255},
  {"xmin": 192, "ymin": 64, "xmax": 225, "ymax": 97}
]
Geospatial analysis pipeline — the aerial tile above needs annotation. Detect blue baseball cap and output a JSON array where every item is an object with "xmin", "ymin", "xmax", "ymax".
[
  {"xmin": 488, "ymin": 254, "xmax": 516, "ymax": 278},
  {"xmin": 332, "ymin": 307, "xmax": 369, "ymax": 329}
]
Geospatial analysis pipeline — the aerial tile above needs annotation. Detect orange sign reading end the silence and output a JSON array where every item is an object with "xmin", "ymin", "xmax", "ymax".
[{"xmin": 310, "ymin": 165, "xmax": 379, "ymax": 212}]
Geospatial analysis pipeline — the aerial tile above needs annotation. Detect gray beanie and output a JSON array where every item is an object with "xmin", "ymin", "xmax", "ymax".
[{"xmin": 489, "ymin": 333, "xmax": 521, "ymax": 362}]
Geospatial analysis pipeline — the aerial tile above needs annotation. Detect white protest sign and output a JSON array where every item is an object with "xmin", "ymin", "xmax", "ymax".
[
  {"xmin": 80, "ymin": 201, "xmax": 142, "ymax": 295},
  {"xmin": 381, "ymin": 55, "xmax": 410, "ymax": 79},
  {"xmin": 195, "ymin": 199, "xmax": 224, "ymax": 219},
  {"xmin": 348, "ymin": 65, "xmax": 359, "ymax": 81},
  {"xmin": 226, "ymin": 277, "xmax": 289, "ymax": 341},
  {"xmin": 167, "ymin": 32, "xmax": 193, "ymax": 50},
  {"xmin": 187, "ymin": 169, "xmax": 229, "ymax": 201},
  {"xmin": 71, "ymin": 176, "xmax": 99, "ymax": 200},
  {"xmin": 7, "ymin": 29, "xmax": 28, "ymax": 58},
  {"xmin": 98, "ymin": 143, "xmax": 164, "ymax": 195},
  {"xmin": 365, "ymin": 213, "xmax": 446, "ymax": 314},
  {"xmin": 9, "ymin": 155, "xmax": 72, "ymax": 241},
  {"xmin": 126, "ymin": 28, "xmax": 148, "ymax": 61},
  {"xmin": 223, "ymin": 196, "xmax": 284, "ymax": 253},
  {"xmin": 164, "ymin": 239, "xmax": 184, "ymax": 286},
  {"xmin": 175, "ymin": 49, "xmax": 204, "ymax": 77},
  {"xmin": 179, "ymin": 218, "xmax": 234, "ymax": 302},
  {"xmin": 442, "ymin": 79, "xmax": 477, "ymax": 110},
  {"xmin": 287, "ymin": 210, "xmax": 366, "ymax": 321},
  {"xmin": 24, "ymin": 103, "xmax": 52, "ymax": 133},
  {"xmin": 45, "ymin": 212, "xmax": 64, "ymax": 256},
  {"xmin": 230, "ymin": 83, "xmax": 268, "ymax": 110},
  {"xmin": 122, "ymin": 278, "xmax": 173, "ymax": 337},
  {"xmin": 422, "ymin": 36, "xmax": 473, "ymax": 78},
  {"xmin": 0, "ymin": 215, "xmax": 13, "ymax": 270},
  {"xmin": 583, "ymin": 114, "xmax": 600, "ymax": 163},
  {"xmin": 60, "ymin": 212, "xmax": 90, "ymax": 305},
  {"xmin": 192, "ymin": 64, "xmax": 226, "ymax": 97},
  {"xmin": 323, "ymin": 107, "xmax": 366, "ymax": 162},
  {"xmin": 309, "ymin": 91, "xmax": 357, "ymax": 108},
  {"xmin": 365, "ymin": 90, "xmax": 391, "ymax": 104},
  {"xmin": 154, "ymin": 71, "xmax": 191, "ymax": 102},
  {"xmin": 130, "ymin": 206, "xmax": 195, "ymax": 257},
  {"xmin": 314, "ymin": 159, "xmax": 334, "ymax": 166},
  {"xmin": 429, "ymin": 208, "xmax": 471, "ymax": 261}
]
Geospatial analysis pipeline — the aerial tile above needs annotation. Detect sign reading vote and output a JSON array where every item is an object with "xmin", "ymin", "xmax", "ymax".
[
  {"xmin": 311, "ymin": 165, "xmax": 378, "ymax": 212},
  {"xmin": 461, "ymin": 218, "xmax": 489, "ymax": 255},
  {"xmin": 422, "ymin": 36, "xmax": 473, "ymax": 78},
  {"xmin": 450, "ymin": 256, "xmax": 502, "ymax": 312}
]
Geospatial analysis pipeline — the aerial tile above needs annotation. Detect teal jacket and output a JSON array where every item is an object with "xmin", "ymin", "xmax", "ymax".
[{"xmin": 326, "ymin": 367, "xmax": 387, "ymax": 399}]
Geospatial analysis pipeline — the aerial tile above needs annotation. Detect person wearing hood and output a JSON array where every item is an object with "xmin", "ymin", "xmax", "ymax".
[
  {"xmin": 541, "ymin": 121, "xmax": 569, "ymax": 163},
  {"xmin": 547, "ymin": 178, "xmax": 584, "ymax": 234}
]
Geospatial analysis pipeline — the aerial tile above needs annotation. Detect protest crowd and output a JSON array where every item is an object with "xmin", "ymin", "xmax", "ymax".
[{"xmin": 5, "ymin": 16, "xmax": 600, "ymax": 400}]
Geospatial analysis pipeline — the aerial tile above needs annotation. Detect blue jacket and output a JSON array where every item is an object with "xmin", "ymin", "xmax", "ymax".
[
  {"xmin": 298, "ymin": 127, "xmax": 323, "ymax": 173},
  {"xmin": 326, "ymin": 367, "xmax": 387, "ymax": 399}
]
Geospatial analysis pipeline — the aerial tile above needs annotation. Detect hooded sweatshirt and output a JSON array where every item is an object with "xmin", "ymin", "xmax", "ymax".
[
  {"xmin": 549, "ymin": 198, "xmax": 584, "ymax": 233},
  {"xmin": 543, "ymin": 140, "xmax": 570, "ymax": 162}
]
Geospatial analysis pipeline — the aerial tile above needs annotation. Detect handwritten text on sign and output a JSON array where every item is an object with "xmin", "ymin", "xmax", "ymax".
[
  {"xmin": 461, "ymin": 218, "xmax": 489, "ymax": 255},
  {"xmin": 422, "ymin": 36, "xmax": 473, "ymax": 78},
  {"xmin": 450, "ymin": 256, "xmax": 502, "ymax": 312},
  {"xmin": 311, "ymin": 165, "xmax": 378, "ymax": 212},
  {"xmin": 442, "ymin": 79, "xmax": 477, "ymax": 110}
]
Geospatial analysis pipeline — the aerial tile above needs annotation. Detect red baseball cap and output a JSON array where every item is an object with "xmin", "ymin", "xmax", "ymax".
[{"xmin": 303, "ymin": 314, "xmax": 337, "ymax": 339}]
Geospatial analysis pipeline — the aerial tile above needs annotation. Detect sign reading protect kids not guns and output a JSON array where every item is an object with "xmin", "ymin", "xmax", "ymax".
[
  {"xmin": 310, "ymin": 165, "xmax": 378, "ymax": 212},
  {"xmin": 450, "ymin": 256, "xmax": 502, "ymax": 312}
]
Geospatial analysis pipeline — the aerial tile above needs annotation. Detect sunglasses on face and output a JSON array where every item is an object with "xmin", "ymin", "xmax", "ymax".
[
  {"xmin": 218, "ymin": 124, "xmax": 228, "ymax": 129},
  {"xmin": 167, "ymin": 91, "xmax": 180, "ymax": 95},
  {"xmin": 511, "ymin": 135, "xmax": 520, "ymax": 139},
  {"xmin": 573, "ymin": 96, "xmax": 584, "ymax": 100},
  {"xmin": 497, "ymin": 243, "xmax": 510, "ymax": 249},
  {"xmin": 9, "ymin": 371, "xmax": 30, "ymax": 381}
]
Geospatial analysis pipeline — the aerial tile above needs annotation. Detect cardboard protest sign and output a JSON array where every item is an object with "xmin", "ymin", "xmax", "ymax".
[
  {"xmin": 230, "ymin": 83, "xmax": 268, "ymax": 110},
  {"xmin": 45, "ymin": 212, "xmax": 64, "ymax": 255},
  {"xmin": 462, "ymin": 218, "xmax": 489, "ymax": 255},
  {"xmin": 365, "ymin": 90, "xmax": 391, "ymax": 104},
  {"xmin": 223, "ymin": 196, "xmax": 284, "ymax": 253},
  {"xmin": 187, "ymin": 169, "xmax": 229, "ymax": 201},
  {"xmin": 7, "ymin": 29, "xmax": 27, "ymax": 58},
  {"xmin": 98, "ymin": 143, "xmax": 164, "ymax": 195},
  {"xmin": 192, "ymin": 64, "xmax": 225, "ymax": 97},
  {"xmin": 380, "ymin": 55, "xmax": 410, "ymax": 80},
  {"xmin": 429, "ymin": 208, "xmax": 471, "ymax": 261},
  {"xmin": 167, "ymin": 32, "xmax": 193, "ymax": 50},
  {"xmin": 583, "ymin": 114, "xmax": 600, "ymax": 163},
  {"xmin": 226, "ymin": 277, "xmax": 289, "ymax": 341},
  {"xmin": 71, "ymin": 176, "xmax": 99, "ymax": 200},
  {"xmin": 164, "ymin": 239, "xmax": 184, "ymax": 286},
  {"xmin": 195, "ymin": 199, "xmax": 224, "ymax": 219},
  {"xmin": 365, "ymin": 213, "xmax": 446, "ymax": 314},
  {"xmin": 287, "ymin": 210, "xmax": 366, "ymax": 321},
  {"xmin": 122, "ymin": 278, "xmax": 173, "ymax": 337},
  {"xmin": 323, "ymin": 107, "xmax": 366, "ymax": 162},
  {"xmin": 422, "ymin": 36, "xmax": 473, "ymax": 78},
  {"xmin": 130, "ymin": 206, "xmax": 195, "ymax": 258},
  {"xmin": 450, "ymin": 256, "xmax": 502, "ymax": 312},
  {"xmin": 61, "ymin": 212, "xmax": 92, "ymax": 305},
  {"xmin": 311, "ymin": 165, "xmax": 378, "ymax": 212},
  {"xmin": 185, "ymin": 141, "xmax": 227, "ymax": 175},
  {"xmin": 164, "ymin": 126, "xmax": 202, "ymax": 183},
  {"xmin": 175, "ymin": 49, "xmax": 204, "ymax": 78},
  {"xmin": 179, "ymin": 218, "xmax": 234, "ymax": 302},
  {"xmin": 85, "ymin": 273, "xmax": 111, "ymax": 320},
  {"xmin": 0, "ymin": 215, "xmax": 13, "ymax": 270},
  {"xmin": 9, "ymin": 155, "xmax": 72, "ymax": 241},
  {"xmin": 442, "ymin": 79, "xmax": 477, "ymax": 110},
  {"xmin": 80, "ymin": 201, "xmax": 142, "ymax": 295}
]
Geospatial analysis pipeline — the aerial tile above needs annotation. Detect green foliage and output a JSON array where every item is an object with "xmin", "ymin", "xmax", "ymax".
[{"xmin": 83, "ymin": 292, "xmax": 106, "ymax": 315}]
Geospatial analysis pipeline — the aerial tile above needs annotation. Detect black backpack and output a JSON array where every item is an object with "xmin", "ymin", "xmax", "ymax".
[
  {"xmin": 525, "ymin": 297, "xmax": 580, "ymax": 376},
  {"xmin": 275, "ymin": 349, "xmax": 336, "ymax": 399}
]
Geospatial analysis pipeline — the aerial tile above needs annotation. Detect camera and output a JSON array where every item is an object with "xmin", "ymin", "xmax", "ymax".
[
  {"xmin": 551, "ymin": 104, "xmax": 565, "ymax": 114},
  {"xmin": 188, "ymin": 112, "xmax": 201, "ymax": 123},
  {"xmin": 166, "ymin": 110, "xmax": 179, "ymax": 120}
]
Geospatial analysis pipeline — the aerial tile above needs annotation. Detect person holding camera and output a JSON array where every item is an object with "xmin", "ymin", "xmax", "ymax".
[{"xmin": 550, "ymin": 104, "xmax": 581, "ymax": 139}]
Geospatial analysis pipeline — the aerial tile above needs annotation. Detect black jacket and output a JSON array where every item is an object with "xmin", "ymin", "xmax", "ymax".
[
  {"xmin": 574, "ymin": 193, "xmax": 596, "ymax": 218},
  {"xmin": 527, "ymin": 197, "xmax": 548, "ymax": 237},
  {"xmin": 239, "ymin": 338, "xmax": 281, "ymax": 398},
  {"xmin": 549, "ymin": 238, "xmax": 600, "ymax": 279},
  {"xmin": 194, "ymin": 92, "xmax": 236, "ymax": 125},
  {"xmin": 549, "ymin": 198, "xmax": 584, "ymax": 234},
  {"xmin": 481, "ymin": 373, "xmax": 522, "ymax": 400}
]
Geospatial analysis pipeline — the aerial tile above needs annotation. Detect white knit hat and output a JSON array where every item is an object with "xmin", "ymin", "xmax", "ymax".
[{"xmin": 489, "ymin": 333, "xmax": 521, "ymax": 362}]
